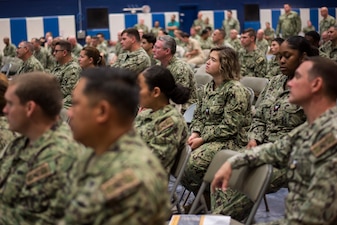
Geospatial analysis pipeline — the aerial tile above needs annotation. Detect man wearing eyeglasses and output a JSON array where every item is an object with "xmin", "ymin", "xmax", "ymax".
[
  {"xmin": 51, "ymin": 40, "xmax": 81, "ymax": 109},
  {"xmin": 16, "ymin": 41, "xmax": 44, "ymax": 75}
]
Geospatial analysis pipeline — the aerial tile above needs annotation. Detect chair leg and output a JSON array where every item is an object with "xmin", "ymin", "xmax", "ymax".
[{"xmin": 263, "ymin": 194, "xmax": 270, "ymax": 212}]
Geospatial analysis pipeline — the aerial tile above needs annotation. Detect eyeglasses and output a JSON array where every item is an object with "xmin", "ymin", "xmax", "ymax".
[
  {"xmin": 17, "ymin": 46, "xmax": 26, "ymax": 49},
  {"xmin": 53, "ymin": 49, "xmax": 64, "ymax": 53}
]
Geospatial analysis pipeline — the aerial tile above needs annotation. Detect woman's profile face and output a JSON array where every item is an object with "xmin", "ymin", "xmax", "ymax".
[
  {"xmin": 205, "ymin": 50, "xmax": 221, "ymax": 76},
  {"xmin": 270, "ymin": 41, "xmax": 280, "ymax": 55},
  {"xmin": 279, "ymin": 41, "xmax": 302, "ymax": 77},
  {"xmin": 78, "ymin": 50, "xmax": 93, "ymax": 69},
  {"xmin": 138, "ymin": 73, "xmax": 155, "ymax": 109}
]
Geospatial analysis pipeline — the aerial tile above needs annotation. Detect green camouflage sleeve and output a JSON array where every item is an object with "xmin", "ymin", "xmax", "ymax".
[
  {"xmin": 228, "ymin": 132, "xmax": 293, "ymax": 169},
  {"xmin": 60, "ymin": 67, "xmax": 80, "ymax": 102},
  {"xmin": 276, "ymin": 17, "xmax": 282, "ymax": 36},
  {"xmin": 295, "ymin": 14, "xmax": 302, "ymax": 34}
]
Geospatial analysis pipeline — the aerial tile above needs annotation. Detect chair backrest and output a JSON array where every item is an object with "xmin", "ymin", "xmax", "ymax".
[
  {"xmin": 183, "ymin": 103, "xmax": 197, "ymax": 124},
  {"xmin": 190, "ymin": 150, "xmax": 272, "ymax": 225},
  {"xmin": 194, "ymin": 64, "xmax": 213, "ymax": 88},
  {"xmin": 240, "ymin": 76, "xmax": 268, "ymax": 106},
  {"xmin": 170, "ymin": 145, "xmax": 192, "ymax": 202}
]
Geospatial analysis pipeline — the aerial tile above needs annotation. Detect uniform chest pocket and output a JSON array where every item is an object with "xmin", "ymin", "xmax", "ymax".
[{"xmin": 208, "ymin": 104, "xmax": 225, "ymax": 118}]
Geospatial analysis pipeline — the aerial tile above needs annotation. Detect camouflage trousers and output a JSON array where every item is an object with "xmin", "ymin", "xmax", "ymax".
[
  {"xmin": 212, "ymin": 167, "xmax": 287, "ymax": 221},
  {"xmin": 181, "ymin": 141, "xmax": 239, "ymax": 194}
]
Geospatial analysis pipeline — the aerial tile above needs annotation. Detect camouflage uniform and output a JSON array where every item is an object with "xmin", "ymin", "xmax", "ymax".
[
  {"xmin": 227, "ymin": 106, "xmax": 337, "ymax": 225},
  {"xmin": 34, "ymin": 47, "xmax": 50, "ymax": 69},
  {"xmin": 150, "ymin": 27, "xmax": 162, "ymax": 37},
  {"xmin": 3, "ymin": 44, "xmax": 16, "ymax": 57},
  {"xmin": 58, "ymin": 130, "xmax": 170, "ymax": 225},
  {"xmin": 199, "ymin": 37, "xmax": 213, "ymax": 50},
  {"xmin": 256, "ymin": 38, "xmax": 270, "ymax": 55},
  {"xmin": 264, "ymin": 27, "xmax": 275, "ymax": 45},
  {"xmin": 72, "ymin": 43, "xmax": 83, "ymax": 58},
  {"xmin": 51, "ymin": 59, "xmax": 81, "ymax": 109},
  {"xmin": 213, "ymin": 74, "xmax": 306, "ymax": 221},
  {"xmin": 45, "ymin": 52, "xmax": 56, "ymax": 73},
  {"xmin": 134, "ymin": 24, "xmax": 149, "ymax": 33},
  {"xmin": 0, "ymin": 116, "xmax": 16, "ymax": 149},
  {"xmin": 276, "ymin": 11, "xmax": 301, "ymax": 39},
  {"xmin": 135, "ymin": 104, "xmax": 188, "ymax": 174},
  {"xmin": 227, "ymin": 39, "xmax": 242, "ymax": 52},
  {"xmin": 192, "ymin": 19, "xmax": 205, "ymax": 35},
  {"xmin": 222, "ymin": 18, "xmax": 240, "ymax": 38},
  {"xmin": 319, "ymin": 15, "xmax": 336, "ymax": 34},
  {"xmin": 165, "ymin": 56, "xmax": 197, "ymax": 113},
  {"xmin": 319, "ymin": 41, "xmax": 337, "ymax": 62},
  {"xmin": 266, "ymin": 55, "xmax": 281, "ymax": 79},
  {"xmin": 111, "ymin": 48, "xmax": 150, "ymax": 74},
  {"xmin": 238, "ymin": 48, "xmax": 267, "ymax": 77},
  {"xmin": 181, "ymin": 80, "xmax": 252, "ymax": 193},
  {"xmin": 0, "ymin": 121, "xmax": 83, "ymax": 225},
  {"xmin": 16, "ymin": 55, "xmax": 44, "ymax": 74}
]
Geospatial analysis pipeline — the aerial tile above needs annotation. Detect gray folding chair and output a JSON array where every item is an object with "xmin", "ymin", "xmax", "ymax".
[
  {"xmin": 170, "ymin": 145, "xmax": 192, "ymax": 213},
  {"xmin": 240, "ymin": 76, "xmax": 269, "ymax": 107},
  {"xmin": 189, "ymin": 150, "xmax": 273, "ymax": 225},
  {"xmin": 183, "ymin": 103, "xmax": 197, "ymax": 126}
]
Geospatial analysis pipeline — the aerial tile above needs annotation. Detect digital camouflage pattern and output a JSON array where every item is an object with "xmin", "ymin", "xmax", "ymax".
[
  {"xmin": 319, "ymin": 41, "xmax": 337, "ymax": 62},
  {"xmin": 319, "ymin": 15, "xmax": 336, "ymax": 34},
  {"xmin": 248, "ymin": 74, "xmax": 306, "ymax": 144},
  {"xmin": 51, "ymin": 58, "xmax": 81, "ymax": 109},
  {"xmin": 227, "ymin": 106, "xmax": 337, "ymax": 225},
  {"xmin": 16, "ymin": 55, "xmax": 44, "ymax": 74},
  {"xmin": 213, "ymin": 74, "xmax": 307, "ymax": 221},
  {"xmin": 222, "ymin": 18, "xmax": 240, "ymax": 38},
  {"xmin": 3, "ymin": 44, "xmax": 16, "ymax": 57},
  {"xmin": 256, "ymin": 38, "xmax": 270, "ymax": 55},
  {"xmin": 165, "ymin": 56, "xmax": 197, "ymax": 113},
  {"xmin": 0, "ymin": 121, "xmax": 84, "ymax": 225},
  {"xmin": 135, "ymin": 104, "xmax": 188, "ymax": 174},
  {"xmin": 0, "ymin": 116, "xmax": 16, "ymax": 149},
  {"xmin": 111, "ymin": 48, "xmax": 151, "ymax": 74},
  {"xmin": 264, "ymin": 27, "xmax": 275, "ymax": 45},
  {"xmin": 34, "ymin": 47, "xmax": 50, "ymax": 69},
  {"xmin": 181, "ymin": 80, "xmax": 252, "ymax": 193},
  {"xmin": 134, "ymin": 24, "xmax": 149, "ymax": 34},
  {"xmin": 266, "ymin": 55, "xmax": 281, "ymax": 79},
  {"xmin": 276, "ymin": 11, "xmax": 301, "ymax": 39},
  {"xmin": 199, "ymin": 37, "xmax": 213, "ymax": 50},
  {"xmin": 227, "ymin": 38, "xmax": 242, "ymax": 52},
  {"xmin": 238, "ymin": 48, "xmax": 267, "ymax": 77},
  {"xmin": 302, "ymin": 25, "xmax": 316, "ymax": 34},
  {"xmin": 58, "ymin": 130, "xmax": 170, "ymax": 225}
]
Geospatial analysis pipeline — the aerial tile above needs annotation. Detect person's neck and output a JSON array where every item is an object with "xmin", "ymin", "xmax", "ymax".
[
  {"xmin": 26, "ymin": 118, "xmax": 57, "ymax": 145},
  {"xmin": 151, "ymin": 99, "xmax": 169, "ymax": 112},
  {"xmin": 212, "ymin": 74, "xmax": 225, "ymax": 88},
  {"xmin": 245, "ymin": 44, "xmax": 256, "ymax": 52},
  {"xmin": 92, "ymin": 123, "xmax": 133, "ymax": 155},
  {"xmin": 59, "ymin": 56, "xmax": 72, "ymax": 65},
  {"xmin": 130, "ymin": 44, "xmax": 141, "ymax": 52},
  {"xmin": 302, "ymin": 96, "xmax": 336, "ymax": 124},
  {"xmin": 160, "ymin": 55, "xmax": 173, "ymax": 68}
]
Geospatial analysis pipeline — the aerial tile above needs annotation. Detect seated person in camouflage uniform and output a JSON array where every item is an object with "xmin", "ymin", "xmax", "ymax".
[
  {"xmin": 0, "ymin": 72, "xmax": 83, "ymax": 224},
  {"xmin": 0, "ymin": 73, "xmax": 16, "ymax": 148},
  {"xmin": 111, "ymin": 28, "xmax": 151, "ymax": 74},
  {"xmin": 16, "ymin": 41, "xmax": 44, "ymax": 74},
  {"xmin": 59, "ymin": 67, "xmax": 170, "ymax": 225},
  {"xmin": 266, "ymin": 37, "xmax": 284, "ymax": 79},
  {"xmin": 78, "ymin": 46, "xmax": 105, "ymax": 69},
  {"xmin": 181, "ymin": 46, "xmax": 252, "ymax": 203},
  {"xmin": 213, "ymin": 36, "xmax": 318, "ymax": 221},
  {"xmin": 135, "ymin": 65, "xmax": 189, "ymax": 174},
  {"xmin": 213, "ymin": 56, "xmax": 337, "ymax": 225}
]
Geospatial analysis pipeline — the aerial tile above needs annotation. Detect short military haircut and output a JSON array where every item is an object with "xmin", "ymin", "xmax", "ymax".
[
  {"xmin": 142, "ymin": 33, "xmax": 156, "ymax": 45},
  {"xmin": 243, "ymin": 28, "xmax": 256, "ymax": 39},
  {"xmin": 157, "ymin": 35, "xmax": 176, "ymax": 55},
  {"xmin": 306, "ymin": 56, "xmax": 337, "ymax": 100},
  {"xmin": 20, "ymin": 41, "xmax": 34, "ymax": 53},
  {"xmin": 10, "ymin": 72, "xmax": 63, "ymax": 119},
  {"xmin": 122, "ymin": 28, "xmax": 141, "ymax": 42},
  {"xmin": 217, "ymin": 29, "xmax": 226, "ymax": 39},
  {"xmin": 80, "ymin": 67, "xmax": 139, "ymax": 118},
  {"xmin": 55, "ymin": 40, "xmax": 72, "ymax": 52}
]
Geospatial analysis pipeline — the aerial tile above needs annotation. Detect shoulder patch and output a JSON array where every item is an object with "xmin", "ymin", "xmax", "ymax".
[
  {"xmin": 256, "ymin": 57, "xmax": 264, "ymax": 64},
  {"xmin": 311, "ymin": 132, "xmax": 337, "ymax": 157},
  {"xmin": 157, "ymin": 117, "xmax": 174, "ymax": 132},
  {"xmin": 100, "ymin": 168, "xmax": 141, "ymax": 201},
  {"xmin": 26, "ymin": 162, "xmax": 53, "ymax": 186}
]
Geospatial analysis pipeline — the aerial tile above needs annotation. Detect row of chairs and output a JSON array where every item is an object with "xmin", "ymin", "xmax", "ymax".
[{"xmin": 169, "ymin": 148, "xmax": 273, "ymax": 225}]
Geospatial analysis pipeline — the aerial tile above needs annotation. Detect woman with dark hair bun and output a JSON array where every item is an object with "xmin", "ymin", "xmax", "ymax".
[
  {"xmin": 135, "ymin": 65, "xmax": 189, "ymax": 174},
  {"xmin": 78, "ymin": 46, "xmax": 105, "ymax": 69}
]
